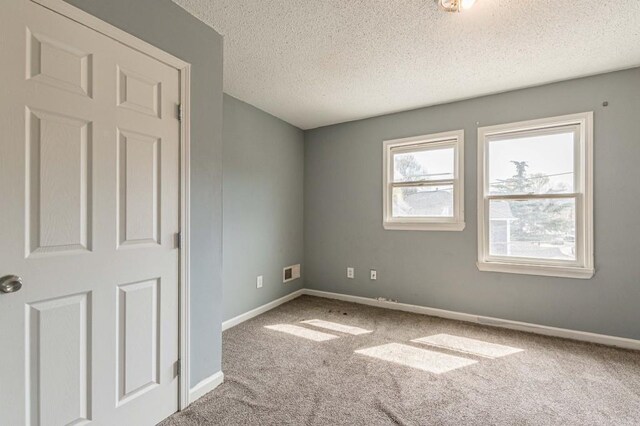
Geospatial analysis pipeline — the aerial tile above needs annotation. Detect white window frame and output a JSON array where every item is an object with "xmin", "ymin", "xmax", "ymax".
[
  {"xmin": 477, "ymin": 112, "xmax": 594, "ymax": 279},
  {"xmin": 383, "ymin": 130, "xmax": 465, "ymax": 231}
]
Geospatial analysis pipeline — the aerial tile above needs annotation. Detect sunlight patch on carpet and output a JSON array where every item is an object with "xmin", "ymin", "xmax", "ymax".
[
  {"xmin": 264, "ymin": 324, "xmax": 339, "ymax": 341},
  {"xmin": 355, "ymin": 343, "xmax": 476, "ymax": 374},
  {"xmin": 412, "ymin": 334, "xmax": 524, "ymax": 358},
  {"xmin": 300, "ymin": 319, "xmax": 372, "ymax": 335}
]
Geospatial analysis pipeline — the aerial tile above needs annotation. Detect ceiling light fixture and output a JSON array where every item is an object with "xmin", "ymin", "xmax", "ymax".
[{"xmin": 438, "ymin": 0, "xmax": 477, "ymax": 12}]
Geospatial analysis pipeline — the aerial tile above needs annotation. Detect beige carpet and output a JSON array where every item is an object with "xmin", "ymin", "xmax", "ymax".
[{"xmin": 162, "ymin": 295, "xmax": 640, "ymax": 425}]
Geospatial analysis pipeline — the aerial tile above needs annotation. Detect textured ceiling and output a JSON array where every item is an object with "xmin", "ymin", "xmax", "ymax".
[{"xmin": 173, "ymin": 0, "xmax": 640, "ymax": 129}]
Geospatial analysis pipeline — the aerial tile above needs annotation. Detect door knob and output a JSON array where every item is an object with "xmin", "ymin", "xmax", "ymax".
[{"xmin": 0, "ymin": 275, "xmax": 22, "ymax": 294}]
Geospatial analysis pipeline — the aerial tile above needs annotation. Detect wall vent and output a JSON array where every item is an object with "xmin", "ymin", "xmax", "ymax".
[{"xmin": 283, "ymin": 264, "xmax": 301, "ymax": 283}]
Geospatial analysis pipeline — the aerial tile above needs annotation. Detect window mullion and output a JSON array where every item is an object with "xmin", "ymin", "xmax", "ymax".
[
  {"xmin": 392, "ymin": 179, "xmax": 455, "ymax": 188},
  {"xmin": 390, "ymin": 140, "xmax": 456, "ymax": 155},
  {"xmin": 486, "ymin": 193, "xmax": 579, "ymax": 201}
]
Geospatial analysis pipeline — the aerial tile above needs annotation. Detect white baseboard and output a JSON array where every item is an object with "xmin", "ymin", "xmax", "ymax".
[
  {"xmin": 218, "ymin": 287, "xmax": 640, "ymax": 351},
  {"xmin": 222, "ymin": 289, "xmax": 305, "ymax": 331},
  {"xmin": 189, "ymin": 371, "xmax": 224, "ymax": 404},
  {"xmin": 302, "ymin": 289, "xmax": 640, "ymax": 351}
]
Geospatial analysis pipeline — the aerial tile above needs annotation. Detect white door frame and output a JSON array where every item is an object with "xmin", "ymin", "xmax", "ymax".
[{"xmin": 31, "ymin": 0, "xmax": 193, "ymax": 410}]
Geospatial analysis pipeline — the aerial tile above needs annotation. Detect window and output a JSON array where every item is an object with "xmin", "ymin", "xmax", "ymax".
[
  {"xmin": 383, "ymin": 130, "xmax": 464, "ymax": 231},
  {"xmin": 477, "ymin": 113, "xmax": 594, "ymax": 279}
]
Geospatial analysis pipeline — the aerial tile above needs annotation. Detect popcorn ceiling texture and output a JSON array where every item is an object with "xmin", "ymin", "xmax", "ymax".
[{"xmin": 173, "ymin": 0, "xmax": 640, "ymax": 129}]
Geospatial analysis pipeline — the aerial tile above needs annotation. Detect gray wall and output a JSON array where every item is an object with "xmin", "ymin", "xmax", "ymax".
[
  {"xmin": 63, "ymin": 0, "xmax": 224, "ymax": 385},
  {"xmin": 304, "ymin": 68, "xmax": 640, "ymax": 340},
  {"xmin": 223, "ymin": 95, "xmax": 304, "ymax": 321}
]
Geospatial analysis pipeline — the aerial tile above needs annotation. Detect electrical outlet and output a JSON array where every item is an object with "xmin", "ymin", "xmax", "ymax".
[
  {"xmin": 257, "ymin": 275, "xmax": 263, "ymax": 289},
  {"xmin": 370, "ymin": 270, "xmax": 377, "ymax": 280},
  {"xmin": 347, "ymin": 267, "xmax": 355, "ymax": 279}
]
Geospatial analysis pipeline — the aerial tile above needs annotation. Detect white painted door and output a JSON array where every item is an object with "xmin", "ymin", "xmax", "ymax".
[{"xmin": 0, "ymin": 1, "xmax": 181, "ymax": 424}]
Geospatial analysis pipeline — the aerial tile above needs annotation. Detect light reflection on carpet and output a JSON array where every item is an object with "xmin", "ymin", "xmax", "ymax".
[
  {"xmin": 412, "ymin": 334, "xmax": 524, "ymax": 359},
  {"xmin": 265, "ymin": 324, "xmax": 339, "ymax": 341},
  {"xmin": 301, "ymin": 319, "xmax": 372, "ymax": 335},
  {"xmin": 355, "ymin": 343, "xmax": 477, "ymax": 374}
]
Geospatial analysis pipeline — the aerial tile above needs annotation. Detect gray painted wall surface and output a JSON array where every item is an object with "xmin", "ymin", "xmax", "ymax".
[
  {"xmin": 223, "ymin": 95, "xmax": 304, "ymax": 320},
  {"xmin": 304, "ymin": 68, "xmax": 640, "ymax": 340},
  {"xmin": 63, "ymin": 0, "xmax": 224, "ymax": 385}
]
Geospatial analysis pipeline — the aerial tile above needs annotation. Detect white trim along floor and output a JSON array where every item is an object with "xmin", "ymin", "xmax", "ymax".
[{"xmin": 222, "ymin": 289, "xmax": 640, "ymax": 351}]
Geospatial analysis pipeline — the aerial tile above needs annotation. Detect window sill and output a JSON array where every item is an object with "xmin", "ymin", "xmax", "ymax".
[
  {"xmin": 383, "ymin": 222, "xmax": 465, "ymax": 232},
  {"xmin": 477, "ymin": 261, "xmax": 594, "ymax": 279}
]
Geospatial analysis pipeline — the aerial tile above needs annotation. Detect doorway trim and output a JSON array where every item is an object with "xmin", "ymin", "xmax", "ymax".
[{"xmin": 31, "ymin": 0, "xmax": 193, "ymax": 410}]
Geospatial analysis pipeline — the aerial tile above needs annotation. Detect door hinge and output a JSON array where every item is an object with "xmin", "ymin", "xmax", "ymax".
[
  {"xmin": 176, "ymin": 359, "xmax": 181, "ymax": 376},
  {"xmin": 177, "ymin": 104, "xmax": 182, "ymax": 121},
  {"xmin": 175, "ymin": 232, "xmax": 181, "ymax": 249}
]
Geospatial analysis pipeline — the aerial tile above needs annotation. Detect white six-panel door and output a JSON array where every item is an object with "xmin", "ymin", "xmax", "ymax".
[{"xmin": 0, "ymin": 1, "xmax": 181, "ymax": 424}]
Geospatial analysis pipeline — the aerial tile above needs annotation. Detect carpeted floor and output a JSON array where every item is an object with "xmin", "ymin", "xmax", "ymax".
[{"xmin": 162, "ymin": 295, "xmax": 640, "ymax": 425}]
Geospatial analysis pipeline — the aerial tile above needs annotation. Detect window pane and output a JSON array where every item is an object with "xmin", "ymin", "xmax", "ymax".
[
  {"xmin": 393, "ymin": 147, "xmax": 454, "ymax": 182},
  {"xmin": 489, "ymin": 199, "xmax": 576, "ymax": 260},
  {"xmin": 392, "ymin": 185, "xmax": 453, "ymax": 217},
  {"xmin": 488, "ymin": 131, "xmax": 575, "ymax": 195}
]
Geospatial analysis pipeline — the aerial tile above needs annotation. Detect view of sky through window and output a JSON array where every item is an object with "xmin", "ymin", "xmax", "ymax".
[
  {"xmin": 488, "ymin": 131, "xmax": 575, "ymax": 194},
  {"xmin": 393, "ymin": 147, "xmax": 454, "ymax": 182}
]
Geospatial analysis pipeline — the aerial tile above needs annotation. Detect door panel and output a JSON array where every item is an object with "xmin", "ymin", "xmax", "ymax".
[
  {"xmin": 117, "ymin": 129, "xmax": 161, "ymax": 247},
  {"xmin": 26, "ymin": 292, "xmax": 91, "ymax": 426},
  {"xmin": 26, "ymin": 108, "xmax": 93, "ymax": 256},
  {"xmin": 117, "ymin": 279, "xmax": 160, "ymax": 405},
  {"xmin": 27, "ymin": 29, "xmax": 94, "ymax": 98},
  {"xmin": 0, "ymin": 1, "xmax": 181, "ymax": 425},
  {"xmin": 117, "ymin": 67, "xmax": 162, "ymax": 118}
]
